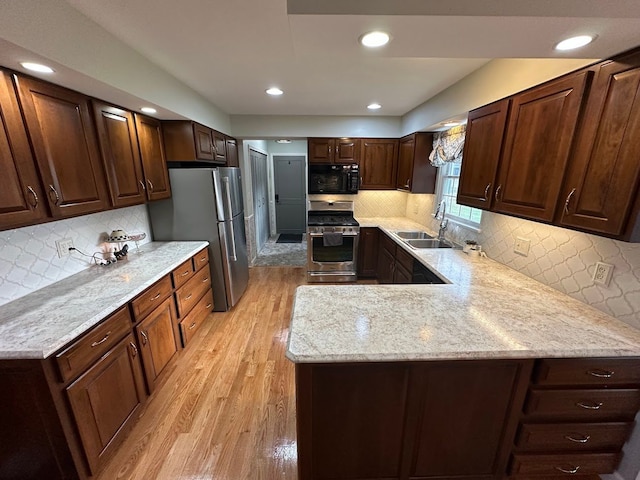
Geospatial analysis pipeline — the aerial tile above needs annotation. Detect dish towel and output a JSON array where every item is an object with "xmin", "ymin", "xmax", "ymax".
[{"xmin": 323, "ymin": 232, "xmax": 343, "ymax": 247}]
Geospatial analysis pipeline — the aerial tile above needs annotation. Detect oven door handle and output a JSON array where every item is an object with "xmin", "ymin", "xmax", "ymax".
[{"xmin": 309, "ymin": 232, "xmax": 359, "ymax": 237}]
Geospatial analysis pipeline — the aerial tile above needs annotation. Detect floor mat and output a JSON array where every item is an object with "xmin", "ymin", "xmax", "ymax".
[{"xmin": 276, "ymin": 234, "xmax": 303, "ymax": 243}]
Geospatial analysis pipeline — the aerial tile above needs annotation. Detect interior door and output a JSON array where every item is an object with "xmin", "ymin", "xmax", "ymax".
[
  {"xmin": 251, "ymin": 148, "xmax": 270, "ymax": 252},
  {"xmin": 273, "ymin": 155, "xmax": 306, "ymax": 234}
]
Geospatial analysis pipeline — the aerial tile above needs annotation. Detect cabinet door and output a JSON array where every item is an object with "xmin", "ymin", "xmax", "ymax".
[
  {"xmin": 0, "ymin": 70, "xmax": 48, "ymax": 229},
  {"xmin": 335, "ymin": 138, "xmax": 360, "ymax": 164},
  {"xmin": 377, "ymin": 245, "xmax": 395, "ymax": 284},
  {"xmin": 213, "ymin": 130, "xmax": 227, "ymax": 163},
  {"xmin": 396, "ymin": 135, "xmax": 415, "ymax": 190},
  {"xmin": 308, "ymin": 138, "xmax": 335, "ymax": 164},
  {"xmin": 136, "ymin": 297, "xmax": 179, "ymax": 392},
  {"xmin": 558, "ymin": 51, "xmax": 640, "ymax": 237},
  {"xmin": 494, "ymin": 72, "xmax": 590, "ymax": 222},
  {"xmin": 193, "ymin": 123, "xmax": 215, "ymax": 161},
  {"xmin": 66, "ymin": 333, "xmax": 146, "ymax": 475},
  {"xmin": 360, "ymin": 139, "xmax": 398, "ymax": 189},
  {"xmin": 457, "ymin": 100, "xmax": 510, "ymax": 210},
  {"xmin": 134, "ymin": 114, "xmax": 171, "ymax": 201},
  {"xmin": 393, "ymin": 262, "xmax": 412, "ymax": 284},
  {"xmin": 14, "ymin": 75, "xmax": 109, "ymax": 218},
  {"xmin": 405, "ymin": 361, "xmax": 529, "ymax": 479},
  {"xmin": 225, "ymin": 137, "xmax": 239, "ymax": 167},
  {"xmin": 357, "ymin": 227, "xmax": 379, "ymax": 277},
  {"xmin": 92, "ymin": 101, "xmax": 146, "ymax": 208}
]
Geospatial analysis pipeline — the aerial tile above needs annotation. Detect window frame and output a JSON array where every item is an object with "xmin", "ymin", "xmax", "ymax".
[{"xmin": 434, "ymin": 161, "xmax": 483, "ymax": 231}]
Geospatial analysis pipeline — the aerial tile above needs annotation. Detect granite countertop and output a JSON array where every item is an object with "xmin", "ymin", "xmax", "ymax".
[
  {"xmin": 286, "ymin": 217, "xmax": 640, "ymax": 363},
  {"xmin": 0, "ymin": 241, "xmax": 208, "ymax": 360}
]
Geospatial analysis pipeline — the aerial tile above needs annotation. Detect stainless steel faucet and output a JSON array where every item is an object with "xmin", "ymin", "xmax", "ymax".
[{"xmin": 435, "ymin": 200, "xmax": 448, "ymax": 242}]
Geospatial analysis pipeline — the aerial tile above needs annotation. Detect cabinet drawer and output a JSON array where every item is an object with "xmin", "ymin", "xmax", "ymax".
[
  {"xmin": 534, "ymin": 358, "xmax": 640, "ymax": 386},
  {"xmin": 516, "ymin": 422, "xmax": 632, "ymax": 452},
  {"xmin": 510, "ymin": 452, "xmax": 621, "ymax": 476},
  {"xmin": 175, "ymin": 267, "xmax": 212, "ymax": 318},
  {"xmin": 395, "ymin": 246, "xmax": 414, "ymax": 272},
  {"xmin": 131, "ymin": 275, "xmax": 172, "ymax": 322},
  {"xmin": 56, "ymin": 306, "xmax": 132, "ymax": 383},
  {"xmin": 525, "ymin": 388, "xmax": 640, "ymax": 421},
  {"xmin": 171, "ymin": 258, "xmax": 195, "ymax": 289},
  {"xmin": 193, "ymin": 248, "xmax": 209, "ymax": 271},
  {"xmin": 179, "ymin": 289, "xmax": 213, "ymax": 346}
]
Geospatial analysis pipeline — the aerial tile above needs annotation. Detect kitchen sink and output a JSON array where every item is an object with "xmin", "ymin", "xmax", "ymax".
[
  {"xmin": 395, "ymin": 231, "xmax": 433, "ymax": 240},
  {"xmin": 405, "ymin": 239, "xmax": 452, "ymax": 249}
]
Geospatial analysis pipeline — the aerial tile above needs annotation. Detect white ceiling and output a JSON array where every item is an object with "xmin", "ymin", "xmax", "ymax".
[{"xmin": 5, "ymin": 0, "xmax": 640, "ymax": 119}]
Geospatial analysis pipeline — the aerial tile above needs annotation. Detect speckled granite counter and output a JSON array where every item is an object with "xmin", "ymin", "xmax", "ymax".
[
  {"xmin": 0, "ymin": 241, "xmax": 208, "ymax": 359},
  {"xmin": 286, "ymin": 218, "xmax": 640, "ymax": 363}
]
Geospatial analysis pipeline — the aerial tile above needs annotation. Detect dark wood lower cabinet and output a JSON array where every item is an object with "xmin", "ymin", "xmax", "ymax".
[
  {"xmin": 296, "ymin": 360, "xmax": 533, "ymax": 480},
  {"xmin": 357, "ymin": 227, "xmax": 379, "ymax": 278},
  {"xmin": 66, "ymin": 333, "xmax": 146, "ymax": 475}
]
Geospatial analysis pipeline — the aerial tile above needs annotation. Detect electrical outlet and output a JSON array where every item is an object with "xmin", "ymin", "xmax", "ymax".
[
  {"xmin": 514, "ymin": 237, "xmax": 531, "ymax": 256},
  {"xmin": 593, "ymin": 262, "xmax": 614, "ymax": 286},
  {"xmin": 55, "ymin": 238, "xmax": 74, "ymax": 258}
]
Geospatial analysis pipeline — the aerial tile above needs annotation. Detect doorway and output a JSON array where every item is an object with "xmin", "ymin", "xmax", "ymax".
[
  {"xmin": 273, "ymin": 155, "xmax": 306, "ymax": 234},
  {"xmin": 250, "ymin": 148, "xmax": 270, "ymax": 253}
]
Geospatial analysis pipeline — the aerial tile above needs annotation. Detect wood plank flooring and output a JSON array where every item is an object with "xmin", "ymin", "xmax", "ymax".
[{"xmin": 95, "ymin": 266, "xmax": 304, "ymax": 480}]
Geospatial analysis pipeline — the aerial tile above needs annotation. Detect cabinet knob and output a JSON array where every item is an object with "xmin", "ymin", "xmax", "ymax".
[
  {"xmin": 48, "ymin": 184, "xmax": 61, "ymax": 205},
  {"xmin": 483, "ymin": 183, "xmax": 492, "ymax": 201},
  {"xmin": 564, "ymin": 188, "xmax": 577, "ymax": 215},
  {"xmin": 26, "ymin": 186, "xmax": 39, "ymax": 208}
]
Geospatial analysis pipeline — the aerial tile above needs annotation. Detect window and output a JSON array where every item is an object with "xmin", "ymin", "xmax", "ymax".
[{"xmin": 436, "ymin": 161, "xmax": 483, "ymax": 229}]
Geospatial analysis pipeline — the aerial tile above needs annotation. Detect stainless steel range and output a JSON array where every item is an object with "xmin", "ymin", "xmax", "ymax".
[{"xmin": 307, "ymin": 201, "xmax": 360, "ymax": 282}]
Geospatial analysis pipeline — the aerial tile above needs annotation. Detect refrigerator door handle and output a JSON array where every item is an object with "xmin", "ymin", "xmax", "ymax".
[{"xmin": 223, "ymin": 177, "xmax": 238, "ymax": 261}]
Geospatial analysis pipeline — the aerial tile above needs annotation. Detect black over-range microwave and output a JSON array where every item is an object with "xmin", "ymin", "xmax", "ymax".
[{"xmin": 308, "ymin": 164, "xmax": 359, "ymax": 194}]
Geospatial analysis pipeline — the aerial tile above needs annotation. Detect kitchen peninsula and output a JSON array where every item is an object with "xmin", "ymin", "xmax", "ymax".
[{"xmin": 287, "ymin": 220, "xmax": 640, "ymax": 480}]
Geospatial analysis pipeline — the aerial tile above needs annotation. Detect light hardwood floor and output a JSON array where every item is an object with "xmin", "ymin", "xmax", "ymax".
[{"xmin": 95, "ymin": 266, "xmax": 304, "ymax": 480}]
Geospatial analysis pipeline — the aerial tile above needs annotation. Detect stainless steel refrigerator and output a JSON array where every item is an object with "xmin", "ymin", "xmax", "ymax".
[{"xmin": 148, "ymin": 167, "xmax": 249, "ymax": 311}]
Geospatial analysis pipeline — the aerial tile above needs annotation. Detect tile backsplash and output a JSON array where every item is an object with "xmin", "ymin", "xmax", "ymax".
[
  {"xmin": 406, "ymin": 194, "xmax": 640, "ymax": 330},
  {"xmin": 0, "ymin": 205, "xmax": 151, "ymax": 307},
  {"xmin": 309, "ymin": 191, "xmax": 408, "ymax": 217}
]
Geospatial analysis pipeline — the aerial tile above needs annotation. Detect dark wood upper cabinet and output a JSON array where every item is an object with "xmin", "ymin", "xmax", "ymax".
[
  {"xmin": 359, "ymin": 139, "xmax": 399, "ymax": 189},
  {"xmin": 308, "ymin": 137, "xmax": 360, "ymax": 164},
  {"xmin": 0, "ymin": 70, "xmax": 48, "ymax": 229},
  {"xmin": 14, "ymin": 75, "xmax": 109, "ymax": 218},
  {"xmin": 558, "ymin": 50, "xmax": 640, "ymax": 240},
  {"xmin": 134, "ymin": 114, "xmax": 171, "ymax": 201},
  {"xmin": 193, "ymin": 122, "xmax": 215, "ymax": 161},
  {"xmin": 396, "ymin": 132, "xmax": 437, "ymax": 193},
  {"xmin": 493, "ymin": 72, "xmax": 591, "ymax": 222},
  {"xmin": 163, "ymin": 120, "xmax": 234, "ymax": 166},
  {"xmin": 92, "ymin": 101, "xmax": 146, "ymax": 208},
  {"xmin": 457, "ymin": 99, "xmax": 510, "ymax": 210},
  {"xmin": 225, "ymin": 137, "xmax": 239, "ymax": 167},
  {"xmin": 213, "ymin": 130, "xmax": 227, "ymax": 163}
]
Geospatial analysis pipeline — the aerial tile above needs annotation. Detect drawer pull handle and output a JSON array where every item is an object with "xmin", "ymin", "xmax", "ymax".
[
  {"xmin": 27, "ymin": 186, "xmax": 39, "ymax": 208},
  {"xmin": 206, "ymin": 303, "xmax": 213, "ymax": 309},
  {"xmin": 129, "ymin": 342, "xmax": 138, "ymax": 357},
  {"xmin": 576, "ymin": 401, "xmax": 603, "ymax": 410},
  {"xmin": 587, "ymin": 369, "xmax": 614, "ymax": 378},
  {"xmin": 147, "ymin": 179, "xmax": 154, "ymax": 192},
  {"xmin": 200, "ymin": 257, "xmax": 206, "ymax": 263},
  {"xmin": 189, "ymin": 322, "xmax": 197, "ymax": 330},
  {"xmin": 150, "ymin": 293, "xmax": 161, "ymax": 301},
  {"xmin": 564, "ymin": 187, "xmax": 577, "ymax": 215},
  {"xmin": 48, "ymin": 184, "xmax": 61, "ymax": 205},
  {"xmin": 495, "ymin": 184, "xmax": 502, "ymax": 202},
  {"xmin": 91, "ymin": 332, "xmax": 111, "ymax": 347},
  {"xmin": 185, "ymin": 293, "xmax": 193, "ymax": 300},
  {"xmin": 555, "ymin": 466, "xmax": 580, "ymax": 474},
  {"xmin": 202, "ymin": 277, "xmax": 209, "ymax": 283},
  {"xmin": 141, "ymin": 331, "xmax": 149, "ymax": 345},
  {"xmin": 139, "ymin": 179, "xmax": 146, "ymax": 191},
  {"xmin": 564, "ymin": 434, "xmax": 590, "ymax": 443},
  {"xmin": 483, "ymin": 183, "xmax": 492, "ymax": 201},
  {"xmin": 181, "ymin": 270, "xmax": 190, "ymax": 276}
]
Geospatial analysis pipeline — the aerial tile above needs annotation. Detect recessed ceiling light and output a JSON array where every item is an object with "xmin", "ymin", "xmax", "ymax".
[
  {"xmin": 367, "ymin": 103, "xmax": 382, "ymax": 110},
  {"xmin": 443, "ymin": 122, "xmax": 460, "ymax": 127},
  {"xmin": 555, "ymin": 35, "xmax": 595, "ymax": 51},
  {"xmin": 20, "ymin": 62, "xmax": 54, "ymax": 73},
  {"xmin": 275, "ymin": 139, "xmax": 292, "ymax": 144},
  {"xmin": 141, "ymin": 107, "xmax": 157, "ymax": 114},
  {"xmin": 266, "ymin": 87, "xmax": 284, "ymax": 96},
  {"xmin": 360, "ymin": 31, "xmax": 390, "ymax": 48}
]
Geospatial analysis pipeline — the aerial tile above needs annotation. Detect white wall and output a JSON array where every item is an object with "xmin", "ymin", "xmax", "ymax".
[
  {"xmin": 0, "ymin": 205, "xmax": 152, "ymax": 307},
  {"xmin": 0, "ymin": 0, "xmax": 230, "ymax": 133},
  {"xmin": 230, "ymin": 115, "xmax": 402, "ymax": 138}
]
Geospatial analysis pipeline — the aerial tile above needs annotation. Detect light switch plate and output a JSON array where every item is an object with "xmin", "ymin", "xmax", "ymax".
[
  {"xmin": 593, "ymin": 262, "xmax": 614, "ymax": 286},
  {"xmin": 514, "ymin": 237, "xmax": 531, "ymax": 256}
]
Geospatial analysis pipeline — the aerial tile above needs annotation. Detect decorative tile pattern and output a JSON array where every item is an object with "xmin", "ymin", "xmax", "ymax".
[
  {"xmin": 0, "ymin": 205, "xmax": 151, "ymax": 307},
  {"xmin": 309, "ymin": 191, "xmax": 408, "ymax": 218}
]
